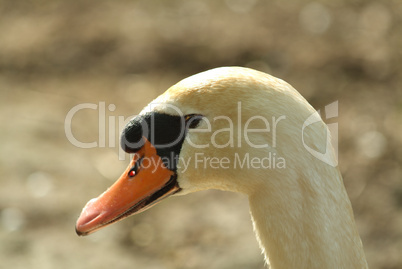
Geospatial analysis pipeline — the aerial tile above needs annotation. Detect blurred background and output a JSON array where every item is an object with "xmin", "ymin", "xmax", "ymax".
[{"xmin": 0, "ymin": 0, "xmax": 401, "ymax": 268}]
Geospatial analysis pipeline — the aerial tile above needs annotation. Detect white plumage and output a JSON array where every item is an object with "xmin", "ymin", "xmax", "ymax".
[{"xmin": 77, "ymin": 67, "xmax": 368, "ymax": 268}]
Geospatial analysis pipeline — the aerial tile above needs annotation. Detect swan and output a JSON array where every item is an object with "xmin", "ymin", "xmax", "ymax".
[{"xmin": 75, "ymin": 67, "xmax": 368, "ymax": 268}]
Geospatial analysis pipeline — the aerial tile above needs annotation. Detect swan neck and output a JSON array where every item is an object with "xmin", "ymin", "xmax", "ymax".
[{"xmin": 248, "ymin": 170, "xmax": 368, "ymax": 269}]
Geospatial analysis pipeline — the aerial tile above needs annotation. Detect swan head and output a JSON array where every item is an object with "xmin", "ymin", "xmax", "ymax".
[{"xmin": 76, "ymin": 66, "xmax": 333, "ymax": 235}]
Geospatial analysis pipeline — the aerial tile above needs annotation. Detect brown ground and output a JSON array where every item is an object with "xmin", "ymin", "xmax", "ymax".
[{"xmin": 0, "ymin": 0, "xmax": 401, "ymax": 268}]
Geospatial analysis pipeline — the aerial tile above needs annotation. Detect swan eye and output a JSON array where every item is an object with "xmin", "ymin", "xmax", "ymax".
[
  {"xmin": 128, "ymin": 165, "xmax": 138, "ymax": 177},
  {"xmin": 128, "ymin": 168, "xmax": 136, "ymax": 177},
  {"xmin": 128, "ymin": 157, "xmax": 143, "ymax": 178},
  {"xmin": 185, "ymin": 114, "xmax": 203, "ymax": 129}
]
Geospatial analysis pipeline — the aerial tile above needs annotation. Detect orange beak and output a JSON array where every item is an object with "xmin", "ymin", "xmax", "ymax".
[{"xmin": 75, "ymin": 138, "xmax": 180, "ymax": 236}]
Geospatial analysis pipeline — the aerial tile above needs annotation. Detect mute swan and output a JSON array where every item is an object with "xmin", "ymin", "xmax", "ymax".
[{"xmin": 76, "ymin": 67, "xmax": 368, "ymax": 268}]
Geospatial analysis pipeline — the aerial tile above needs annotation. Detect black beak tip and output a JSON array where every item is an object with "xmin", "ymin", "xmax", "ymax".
[{"xmin": 75, "ymin": 226, "xmax": 88, "ymax": 237}]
